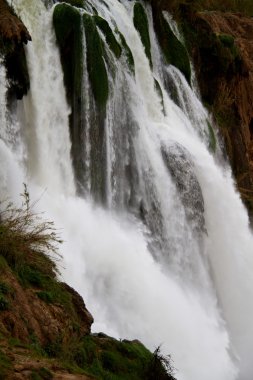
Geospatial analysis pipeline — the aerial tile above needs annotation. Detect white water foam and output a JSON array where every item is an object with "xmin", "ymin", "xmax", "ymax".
[{"xmin": 2, "ymin": 1, "xmax": 253, "ymax": 379}]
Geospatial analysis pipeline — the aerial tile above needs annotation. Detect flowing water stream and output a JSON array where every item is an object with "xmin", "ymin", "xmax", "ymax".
[{"xmin": 2, "ymin": 1, "xmax": 253, "ymax": 379}]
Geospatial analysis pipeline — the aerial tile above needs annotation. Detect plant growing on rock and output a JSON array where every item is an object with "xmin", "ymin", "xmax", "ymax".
[{"xmin": 0, "ymin": 184, "xmax": 62, "ymax": 277}]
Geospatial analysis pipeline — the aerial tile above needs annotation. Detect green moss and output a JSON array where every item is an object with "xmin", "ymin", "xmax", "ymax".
[
  {"xmin": 60, "ymin": 0, "xmax": 84, "ymax": 7},
  {"xmin": 0, "ymin": 282, "xmax": 10, "ymax": 295},
  {"xmin": 155, "ymin": 14, "xmax": 191, "ymax": 84},
  {"xmin": 64, "ymin": 335, "xmax": 173, "ymax": 380},
  {"xmin": 218, "ymin": 33, "xmax": 234, "ymax": 48},
  {"xmin": 0, "ymin": 295, "xmax": 9, "ymax": 311},
  {"xmin": 133, "ymin": 3, "xmax": 152, "ymax": 67},
  {"xmin": 36, "ymin": 291, "xmax": 54, "ymax": 304},
  {"xmin": 0, "ymin": 348, "xmax": 12, "ymax": 379},
  {"xmin": 207, "ymin": 121, "xmax": 217, "ymax": 152},
  {"xmin": 30, "ymin": 367, "xmax": 53, "ymax": 380},
  {"xmin": 94, "ymin": 16, "xmax": 122, "ymax": 59},
  {"xmin": 53, "ymin": 4, "xmax": 83, "ymax": 101},
  {"xmin": 117, "ymin": 32, "xmax": 135, "ymax": 73},
  {"xmin": 83, "ymin": 13, "xmax": 109, "ymax": 108}
]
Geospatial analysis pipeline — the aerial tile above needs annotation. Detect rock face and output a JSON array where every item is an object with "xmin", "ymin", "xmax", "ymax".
[
  {"xmin": 0, "ymin": 0, "xmax": 30, "ymax": 45},
  {"xmin": 0, "ymin": 269, "xmax": 93, "ymax": 348},
  {"xmin": 187, "ymin": 12, "xmax": 253, "ymax": 212},
  {"xmin": 149, "ymin": 0, "xmax": 253, "ymax": 214},
  {"xmin": 0, "ymin": 0, "xmax": 31, "ymax": 99}
]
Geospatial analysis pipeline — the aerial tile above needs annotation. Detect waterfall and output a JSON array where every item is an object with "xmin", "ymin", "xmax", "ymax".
[{"xmin": 2, "ymin": 0, "xmax": 253, "ymax": 379}]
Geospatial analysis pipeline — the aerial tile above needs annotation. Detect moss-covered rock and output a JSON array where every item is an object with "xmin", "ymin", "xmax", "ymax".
[
  {"xmin": 133, "ymin": 2, "xmax": 152, "ymax": 67},
  {"xmin": 58, "ymin": 0, "xmax": 84, "ymax": 7},
  {"xmin": 68, "ymin": 334, "xmax": 175, "ymax": 380},
  {"xmin": 94, "ymin": 15, "xmax": 122, "ymax": 59},
  {"xmin": 153, "ymin": 11, "xmax": 191, "ymax": 84},
  {"xmin": 117, "ymin": 31, "xmax": 135, "ymax": 73},
  {"xmin": 83, "ymin": 13, "xmax": 109, "ymax": 109},
  {"xmin": 53, "ymin": 3, "xmax": 83, "ymax": 101},
  {"xmin": 83, "ymin": 14, "xmax": 108, "ymax": 202}
]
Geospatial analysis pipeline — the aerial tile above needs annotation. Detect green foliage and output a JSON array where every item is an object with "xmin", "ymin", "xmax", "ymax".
[
  {"xmin": 133, "ymin": 3, "xmax": 152, "ymax": 67},
  {"xmin": 0, "ymin": 282, "xmax": 10, "ymax": 295},
  {"xmin": 155, "ymin": 13, "xmax": 191, "ymax": 84},
  {"xmin": 36, "ymin": 291, "xmax": 54, "ymax": 304},
  {"xmin": 30, "ymin": 367, "xmax": 53, "ymax": 380},
  {"xmin": 218, "ymin": 33, "xmax": 234, "ymax": 48},
  {"xmin": 146, "ymin": 346, "xmax": 176, "ymax": 380},
  {"xmin": 0, "ymin": 295, "xmax": 9, "ymax": 311},
  {"xmin": 0, "ymin": 348, "xmax": 12, "ymax": 379},
  {"xmin": 158, "ymin": 0, "xmax": 253, "ymax": 16},
  {"xmin": 83, "ymin": 13, "xmax": 109, "ymax": 108},
  {"xmin": 0, "ymin": 281, "xmax": 13, "ymax": 311},
  {"xmin": 0, "ymin": 185, "xmax": 61, "ymax": 279},
  {"xmin": 0, "ymin": 186, "xmax": 74, "ymax": 316},
  {"xmin": 94, "ymin": 16, "xmax": 122, "ymax": 59},
  {"xmin": 44, "ymin": 335, "xmax": 63, "ymax": 358},
  {"xmin": 62, "ymin": 335, "xmax": 175, "ymax": 380}
]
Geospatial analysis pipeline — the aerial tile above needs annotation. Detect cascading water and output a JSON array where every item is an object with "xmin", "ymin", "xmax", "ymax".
[{"xmin": 2, "ymin": 0, "xmax": 253, "ymax": 379}]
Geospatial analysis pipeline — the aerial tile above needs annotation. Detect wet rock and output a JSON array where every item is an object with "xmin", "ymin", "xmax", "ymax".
[{"xmin": 162, "ymin": 143, "xmax": 206, "ymax": 234}]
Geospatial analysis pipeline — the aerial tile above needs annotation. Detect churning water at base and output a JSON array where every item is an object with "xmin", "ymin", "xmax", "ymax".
[{"xmin": 2, "ymin": 0, "xmax": 253, "ymax": 379}]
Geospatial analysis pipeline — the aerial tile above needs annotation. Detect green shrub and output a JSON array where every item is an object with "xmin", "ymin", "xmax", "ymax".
[
  {"xmin": 0, "ymin": 349, "xmax": 12, "ymax": 379},
  {"xmin": 30, "ymin": 368, "xmax": 53, "ymax": 380},
  {"xmin": 64, "ymin": 335, "xmax": 175, "ymax": 380},
  {"xmin": 36, "ymin": 291, "xmax": 54, "ymax": 304},
  {"xmin": 0, "ymin": 186, "xmax": 61, "ymax": 279},
  {"xmin": 0, "ymin": 295, "xmax": 9, "ymax": 311}
]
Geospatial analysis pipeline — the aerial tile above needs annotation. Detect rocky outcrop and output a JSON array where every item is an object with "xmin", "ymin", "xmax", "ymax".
[
  {"xmin": 148, "ymin": 0, "xmax": 253, "ymax": 214},
  {"xmin": 0, "ymin": 0, "xmax": 30, "ymax": 45},
  {"xmin": 185, "ymin": 12, "xmax": 253, "ymax": 212},
  {"xmin": 0, "ymin": 268, "xmax": 93, "ymax": 348},
  {"xmin": 0, "ymin": 0, "xmax": 31, "ymax": 99}
]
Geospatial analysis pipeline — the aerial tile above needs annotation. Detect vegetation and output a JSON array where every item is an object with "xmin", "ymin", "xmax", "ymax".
[
  {"xmin": 0, "ymin": 348, "xmax": 12, "ymax": 380},
  {"xmin": 59, "ymin": 0, "xmax": 85, "ymax": 7},
  {"xmin": 30, "ymin": 367, "xmax": 53, "ymax": 380},
  {"xmin": 153, "ymin": 11, "xmax": 191, "ymax": 84},
  {"xmin": 83, "ymin": 13, "xmax": 109, "ymax": 108},
  {"xmin": 0, "ymin": 187, "xmax": 176, "ymax": 379},
  {"xmin": 53, "ymin": 335, "xmax": 176, "ymax": 380},
  {"xmin": 151, "ymin": 0, "xmax": 253, "ymax": 16},
  {"xmin": 0, "ymin": 185, "xmax": 61, "ymax": 279},
  {"xmin": 133, "ymin": 3, "xmax": 152, "ymax": 67},
  {"xmin": 117, "ymin": 31, "xmax": 135, "ymax": 73},
  {"xmin": 94, "ymin": 15, "xmax": 122, "ymax": 59},
  {"xmin": 53, "ymin": 3, "xmax": 83, "ymax": 102}
]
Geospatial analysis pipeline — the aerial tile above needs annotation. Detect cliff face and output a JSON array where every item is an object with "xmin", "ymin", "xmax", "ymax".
[
  {"xmin": 188, "ymin": 12, "xmax": 253, "ymax": 212},
  {"xmin": 149, "ymin": 1, "xmax": 253, "ymax": 214},
  {"xmin": 0, "ymin": 0, "xmax": 31, "ymax": 99}
]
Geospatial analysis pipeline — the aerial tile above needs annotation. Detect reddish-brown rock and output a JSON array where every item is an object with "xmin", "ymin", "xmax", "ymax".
[
  {"xmin": 188, "ymin": 12, "xmax": 253, "ymax": 211},
  {"xmin": 0, "ymin": 269, "xmax": 93, "ymax": 347}
]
